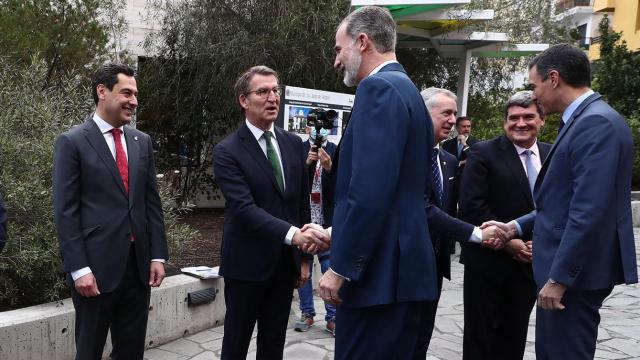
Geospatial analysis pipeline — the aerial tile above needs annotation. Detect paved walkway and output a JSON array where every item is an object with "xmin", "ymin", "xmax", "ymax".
[{"xmin": 145, "ymin": 229, "xmax": 640, "ymax": 359}]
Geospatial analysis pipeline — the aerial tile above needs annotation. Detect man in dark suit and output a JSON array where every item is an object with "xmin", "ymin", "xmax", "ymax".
[
  {"xmin": 294, "ymin": 126, "xmax": 338, "ymax": 334},
  {"xmin": 53, "ymin": 63, "xmax": 169, "ymax": 359},
  {"xmin": 0, "ymin": 194, "xmax": 6, "ymax": 253},
  {"xmin": 316, "ymin": 7, "xmax": 436, "ymax": 358},
  {"xmin": 413, "ymin": 87, "xmax": 504, "ymax": 359},
  {"xmin": 489, "ymin": 44, "xmax": 638, "ymax": 359},
  {"xmin": 318, "ymin": 7, "xmax": 503, "ymax": 359},
  {"xmin": 459, "ymin": 90, "xmax": 550, "ymax": 360},
  {"xmin": 441, "ymin": 116, "xmax": 479, "ymax": 166},
  {"xmin": 213, "ymin": 65, "xmax": 328, "ymax": 359}
]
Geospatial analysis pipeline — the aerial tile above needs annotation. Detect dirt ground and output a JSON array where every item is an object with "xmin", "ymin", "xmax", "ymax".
[{"xmin": 167, "ymin": 208, "xmax": 224, "ymax": 275}]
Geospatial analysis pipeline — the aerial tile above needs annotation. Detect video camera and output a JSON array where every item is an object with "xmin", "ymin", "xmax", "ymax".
[{"xmin": 306, "ymin": 108, "xmax": 337, "ymax": 152}]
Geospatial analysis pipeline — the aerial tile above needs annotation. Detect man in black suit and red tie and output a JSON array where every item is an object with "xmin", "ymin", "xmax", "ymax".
[
  {"xmin": 213, "ymin": 65, "xmax": 329, "ymax": 359},
  {"xmin": 53, "ymin": 63, "xmax": 169, "ymax": 359}
]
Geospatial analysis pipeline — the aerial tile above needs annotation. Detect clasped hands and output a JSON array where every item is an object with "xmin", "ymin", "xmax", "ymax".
[
  {"xmin": 292, "ymin": 223, "xmax": 330, "ymax": 254},
  {"xmin": 478, "ymin": 220, "xmax": 519, "ymax": 250}
]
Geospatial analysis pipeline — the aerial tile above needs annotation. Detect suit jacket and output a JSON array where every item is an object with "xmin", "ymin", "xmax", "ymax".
[
  {"xmin": 459, "ymin": 135, "xmax": 550, "ymax": 277},
  {"xmin": 331, "ymin": 62, "xmax": 437, "ymax": 308},
  {"xmin": 0, "ymin": 194, "xmax": 6, "ymax": 253},
  {"xmin": 427, "ymin": 149, "xmax": 473, "ymax": 280},
  {"xmin": 214, "ymin": 123, "xmax": 309, "ymax": 282},
  {"xmin": 53, "ymin": 115, "xmax": 168, "ymax": 293},
  {"xmin": 303, "ymin": 140, "xmax": 337, "ymax": 227},
  {"xmin": 441, "ymin": 135, "xmax": 479, "ymax": 162},
  {"xmin": 517, "ymin": 93, "xmax": 638, "ymax": 289}
]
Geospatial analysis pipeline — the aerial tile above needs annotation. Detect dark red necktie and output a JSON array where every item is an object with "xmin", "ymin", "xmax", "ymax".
[{"xmin": 110, "ymin": 128, "xmax": 129, "ymax": 193}]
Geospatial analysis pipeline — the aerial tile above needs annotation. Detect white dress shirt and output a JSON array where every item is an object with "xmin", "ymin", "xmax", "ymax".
[
  {"xmin": 513, "ymin": 141, "xmax": 542, "ymax": 176},
  {"xmin": 245, "ymin": 119, "xmax": 297, "ymax": 246}
]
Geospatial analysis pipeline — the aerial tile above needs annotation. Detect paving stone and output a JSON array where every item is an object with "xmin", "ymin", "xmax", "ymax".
[
  {"xmin": 189, "ymin": 351, "xmax": 218, "ymax": 360},
  {"xmin": 283, "ymin": 342, "xmax": 327, "ymax": 359},
  {"xmin": 145, "ymin": 232, "xmax": 640, "ymax": 360},
  {"xmin": 185, "ymin": 330, "xmax": 221, "ymax": 344},
  {"xmin": 200, "ymin": 338, "xmax": 223, "ymax": 352},
  {"xmin": 158, "ymin": 338, "xmax": 204, "ymax": 357},
  {"xmin": 144, "ymin": 348, "xmax": 189, "ymax": 360}
]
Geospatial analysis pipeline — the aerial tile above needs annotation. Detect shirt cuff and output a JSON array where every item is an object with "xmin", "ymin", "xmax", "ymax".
[
  {"xmin": 285, "ymin": 226, "xmax": 298, "ymax": 246},
  {"xmin": 330, "ymin": 268, "xmax": 350, "ymax": 282},
  {"xmin": 510, "ymin": 220, "xmax": 523, "ymax": 237},
  {"xmin": 469, "ymin": 227, "xmax": 483, "ymax": 243},
  {"xmin": 71, "ymin": 267, "xmax": 92, "ymax": 281},
  {"xmin": 151, "ymin": 259, "xmax": 166, "ymax": 263}
]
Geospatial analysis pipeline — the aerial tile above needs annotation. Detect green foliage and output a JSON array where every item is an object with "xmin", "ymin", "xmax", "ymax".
[
  {"xmin": 0, "ymin": 58, "xmax": 197, "ymax": 311},
  {"xmin": 138, "ymin": 0, "xmax": 351, "ymax": 201},
  {"xmin": 0, "ymin": 0, "xmax": 115, "ymax": 88},
  {"xmin": 592, "ymin": 15, "xmax": 640, "ymax": 187},
  {"xmin": 0, "ymin": 58, "xmax": 90, "ymax": 310},
  {"xmin": 592, "ymin": 15, "xmax": 640, "ymax": 119}
]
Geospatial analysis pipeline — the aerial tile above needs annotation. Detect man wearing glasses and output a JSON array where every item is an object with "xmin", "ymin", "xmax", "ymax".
[{"xmin": 213, "ymin": 65, "xmax": 330, "ymax": 359}]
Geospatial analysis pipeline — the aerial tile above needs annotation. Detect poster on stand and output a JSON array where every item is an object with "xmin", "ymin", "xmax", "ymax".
[{"xmin": 277, "ymin": 86, "xmax": 354, "ymax": 144}]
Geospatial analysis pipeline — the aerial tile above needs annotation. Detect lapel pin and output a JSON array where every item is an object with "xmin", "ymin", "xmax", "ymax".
[
  {"xmin": 134, "ymin": 136, "xmax": 139, "ymax": 141},
  {"xmin": 442, "ymin": 161, "xmax": 446, "ymax": 165}
]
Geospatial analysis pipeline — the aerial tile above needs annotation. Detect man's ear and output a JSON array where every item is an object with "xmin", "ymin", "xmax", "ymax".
[
  {"xmin": 96, "ymin": 84, "xmax": 106, "ymax": 101},
  {"xmin": 548, "ymin": 70, "xmax": 560, "ymax": 89},
  {"xmin": 239, "ymin": 94, "xmax": 249, "ymax": 110}
]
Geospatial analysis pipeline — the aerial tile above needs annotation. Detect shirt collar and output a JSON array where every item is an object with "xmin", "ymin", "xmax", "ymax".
[
  {"xmin": 513, "ymin": 140, "xmax": 539, "ymax": 156},
  {"xmin": 92, "ymin": 113, "xmax": 124, "ymax": 134},
  {"xmin": 245, "ymin": 119, "xmax": 275, "ymax": 141},
  {"xmin": 562, "ymin": 89, "xmax": 594, "ymax": 124},
  {"xmin": 367, "ymin": 60, "xmax": 398, "ymax": 78}
]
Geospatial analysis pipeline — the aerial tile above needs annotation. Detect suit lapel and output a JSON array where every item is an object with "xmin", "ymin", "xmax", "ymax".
[
  {"xmin": 81, "ymin": 116, "xmax": 127, "ymax": 197},
  {"xmin": 124, "ymin": 127, "xmax": 139, "ymax": 207},
  {"xmin": 538, "ymin": 93, "xmax": 602, "ymax": 179},
  {"xmin": 274, "ymin": 127, "xmax": 292, "ymax": 195},
  {"xmin": 498, "ymin": 136, "xmax": 533, "ymax": 207},
  {"xmin": 238, "ymin": 123, "xmax": 282, "ymax": 195}
]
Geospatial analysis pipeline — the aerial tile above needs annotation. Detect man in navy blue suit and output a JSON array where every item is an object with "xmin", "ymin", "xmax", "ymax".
[
  {"xmin": 0, "ymin": 194, "xmax": 6, "ymax": 253},
  {"xmin": 317, "ymin": 8, "xmax": 502, "ymax": 359},
  {"xmin": 213, "ymin": 65, "xmax": 330, "ymax": 360},
  {"xmin": 316, "ymin": 7, "xmax": 437, "ymax": 358},
  {"xmin": 487, "ymin": 44, "xmax": 638, "ymax": 359}
]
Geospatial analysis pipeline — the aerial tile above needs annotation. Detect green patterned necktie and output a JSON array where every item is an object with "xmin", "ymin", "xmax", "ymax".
[{"xmin": 263, "ymin": 131, "xmax": 284, "ymax": 192}]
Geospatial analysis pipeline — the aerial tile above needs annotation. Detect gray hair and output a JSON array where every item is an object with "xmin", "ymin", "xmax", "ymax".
[
  {"xmin": 504, "ymin": 90, "xmax": 543, "ymax": 119},
  {"xmin": 341, "ymin": 6, "xmax": 396, "ymax": 54},
  {"xmin": 421, "ymin": 87, "xmax": 457, "ymax": 111},
  {"xmin": 234, "ymin": 65, "xmax": 279, "ymax": 109}
]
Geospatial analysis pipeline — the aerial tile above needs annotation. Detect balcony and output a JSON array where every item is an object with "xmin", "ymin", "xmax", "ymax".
[{"xmin": 555, "ymin": 0, "xmax": 592, "ymax": 14}]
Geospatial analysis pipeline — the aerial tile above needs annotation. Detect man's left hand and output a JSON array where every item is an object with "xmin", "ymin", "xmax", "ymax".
[
  {"xmin": 537, "ymin": 280, "xmax": 567, "ymax": 310},
  {"xmin": 149, "ymin": 261, "xmax": 166, "ymax": 287},
  {"xmin": 319, "ymin": 269, "xmax": 344, "ymax": 305},
  {"xmin": 295, "ymin": 260, "xmax": 310, "ymax": 289}
]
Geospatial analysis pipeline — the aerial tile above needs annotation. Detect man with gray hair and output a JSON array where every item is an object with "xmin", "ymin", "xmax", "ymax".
[
  {"xmin": 318, "ymin": 7, "xmax": 504, "ymax": 356},
  {"xmin": 458, "ymin": 90, "xmax": 550, "ymax": 359},
  {"xmin": 317, "ymin": 6, "xmax": 438, "ymax": 358},
  {"xmin": 414, "ymin": 87, "xmax": 503, "ymax": 358}
]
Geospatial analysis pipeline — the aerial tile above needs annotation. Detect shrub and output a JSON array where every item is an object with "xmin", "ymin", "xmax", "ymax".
[{"xmin": 0, "ymin": 58, "xmax": 197, "ymax": 311}]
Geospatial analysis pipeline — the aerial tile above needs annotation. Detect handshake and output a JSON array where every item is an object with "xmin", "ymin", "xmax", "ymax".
[
  {"xmin": 479, "ymin": 220, "xmax": 519, "ymax": 250},
  {"xmin": 292, "ymin": 223, "xmax": 331, "ymax": 254}
]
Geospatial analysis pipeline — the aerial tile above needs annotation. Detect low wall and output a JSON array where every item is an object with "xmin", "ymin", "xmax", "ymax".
[{"xmin": 0, "ymin": 275, "xmax": 225, "ymax": 360}]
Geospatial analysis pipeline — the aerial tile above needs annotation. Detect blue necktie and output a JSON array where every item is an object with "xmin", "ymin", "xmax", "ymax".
[
  {"xmin": 523, "ymin": 149, "xmax": 538, "ymax": 194},
  {"xmin": 431, "ymin": 148, "xmax": 443, "ymax": 206}
]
